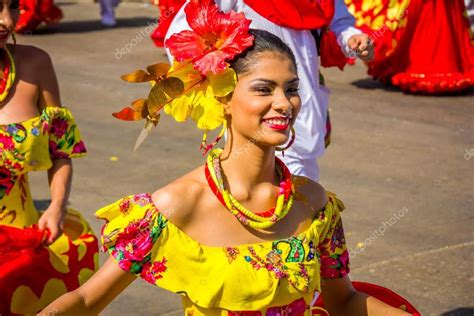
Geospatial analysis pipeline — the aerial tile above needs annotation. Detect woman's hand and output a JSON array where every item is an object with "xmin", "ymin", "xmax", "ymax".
[
  {"xmin": 38, "ymin": 204, "xmax": 66, "ymax": 245},
  {"xmin": 348, "ymin": 33, "xmax": 375, "ymax": 62},
  {"xmin": 322, "ymin": 276, "xmax": 413, "ymax": 315}
]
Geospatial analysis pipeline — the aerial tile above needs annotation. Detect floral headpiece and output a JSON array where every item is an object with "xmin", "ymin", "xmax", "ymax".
[{"xmin": 113, "ymin": 0, "xmax": 254, "ymax": 152}]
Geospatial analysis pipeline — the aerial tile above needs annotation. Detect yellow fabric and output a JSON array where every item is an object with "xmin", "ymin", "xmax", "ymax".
[
  {"xmin": 0, "ymin": 106, "xmax": 98, "ymax": 314},
  {"xmin": 97, "ymin": 192, "xmax": 349, "ymax": 315},
  {"xmin": 0, "ymin": 106, "xmax": 86, "ymax": 227}
]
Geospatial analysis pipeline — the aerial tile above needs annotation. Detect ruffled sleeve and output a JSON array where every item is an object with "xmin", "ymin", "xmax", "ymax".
[
  {"xmin": 317, "ymin": 192, "xmax": 350, "ymax": 279},
  {"xmin": 45, "ymin": 107, "xmax": 87, "ymax": 159},
  {"xmin": 95, "ymin": 194, "xmax": 169, "ymax": 281}
]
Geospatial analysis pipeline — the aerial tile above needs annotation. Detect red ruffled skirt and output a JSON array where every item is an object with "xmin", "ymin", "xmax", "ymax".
[
  {"xmin": 0, "ymin": 209, "xmax": 98, "ymax": 315},
  {"xmin": 346, "ymin": 0, "xmax": 474, "ymax": 94},
  {"xmin": 15, "ymin": 0, "xmax": 63, "ymax": 33}
]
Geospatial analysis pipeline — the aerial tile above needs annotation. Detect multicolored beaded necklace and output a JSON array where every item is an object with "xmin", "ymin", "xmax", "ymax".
[
  {"xmin": 0, "ymin": 47, "xmax": 16, "ymax": 103},
  {"xmin": 205, "ymin": 148, "xmax": 294, "ymax": 229}
]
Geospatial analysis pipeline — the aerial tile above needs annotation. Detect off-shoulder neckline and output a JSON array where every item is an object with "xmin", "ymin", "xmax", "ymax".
[
  {"xmin": 0, "ymin": 106, "xmax": 66, "ymax": 127},
  {"xmin": 141, "ymin": 193, "xmax": 329, "ymax": 252}
]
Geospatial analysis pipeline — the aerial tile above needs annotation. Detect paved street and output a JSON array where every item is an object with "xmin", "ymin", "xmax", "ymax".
[{"xmin": 24, "ymin": 1, "xmax": 474, "ymax": 315}]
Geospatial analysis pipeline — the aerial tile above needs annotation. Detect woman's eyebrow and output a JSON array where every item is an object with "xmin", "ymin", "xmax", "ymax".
[
  {"xmin": 250, "ymin": 78, "xmax": 277, "ymax": 85},
  {"xmin": 250, "ymin": 78, "xmax": 299, "ymax": 84}
]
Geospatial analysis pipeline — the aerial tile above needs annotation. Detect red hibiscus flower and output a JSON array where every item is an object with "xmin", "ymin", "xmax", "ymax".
[{"xmin": 165, "ymin": 0, "xmax": 254, "ymax": 75}]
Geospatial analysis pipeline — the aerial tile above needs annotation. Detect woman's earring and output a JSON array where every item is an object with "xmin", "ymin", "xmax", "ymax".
[
  {"xmin": 12, "ymin": 33, "xmax": 16, "ymax": 46},
  {"xmin": 275, "ymin": 127, "xmax": 295, "ymax": 157}
]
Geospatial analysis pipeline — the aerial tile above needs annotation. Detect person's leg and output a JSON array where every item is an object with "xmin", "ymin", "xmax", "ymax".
[{"xmin": 100, "ymin": 0, "xmax": 116, "ymax": 26}]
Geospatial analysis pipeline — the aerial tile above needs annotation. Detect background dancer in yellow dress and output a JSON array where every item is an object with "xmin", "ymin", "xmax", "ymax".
[{"xmin": 0, "ymin": 1, "xmax": 98, "ymax": 314}]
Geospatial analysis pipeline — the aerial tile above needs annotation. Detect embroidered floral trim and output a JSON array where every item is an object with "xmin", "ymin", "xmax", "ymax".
[
  {"xmin": 104, "ymin": 195, "xmax": 168, "ymax": 276},
  {"xmin": 225, "ymin": 246, "xmax": 240, "ymax": 263}
]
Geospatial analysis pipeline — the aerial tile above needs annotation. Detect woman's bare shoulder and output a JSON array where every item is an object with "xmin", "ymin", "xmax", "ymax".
[
  {"xmin": 293, "ymin": 175, "xmax": 328, "ymax": 214},
  {"xmin": 9, "ymin": 44, "xmax": 52, "ymax": 67},
  {"xmin": 151, "ymin": 165, "xmax": 207, "ymax": 227}
]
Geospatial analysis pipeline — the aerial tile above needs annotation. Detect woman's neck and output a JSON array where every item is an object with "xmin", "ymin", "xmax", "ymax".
[{"xmin": 219, "ymin": 133, "xmax": 277, "ymax": 197}]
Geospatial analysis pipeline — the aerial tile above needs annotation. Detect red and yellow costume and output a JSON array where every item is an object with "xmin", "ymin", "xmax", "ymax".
[
  {"xmin": 345, "ymin": 0, "xmax": 474, "ymax": 94},
  {"xmin": 16, "ymin": 0, "xmax": 63, "ymax": 33}
]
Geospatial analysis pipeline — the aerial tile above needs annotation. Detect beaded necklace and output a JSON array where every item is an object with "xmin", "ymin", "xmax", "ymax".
[
  {"xmin": 0, "ymin": 47, "xmax": 16, "ymax": 103},
  {"xmin": 205, "ymin": 148, "xmax": 294, "ymax": 229}
]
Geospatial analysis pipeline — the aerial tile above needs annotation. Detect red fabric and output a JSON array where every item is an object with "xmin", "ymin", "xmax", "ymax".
[
  {"xmin": 319, "ymin": 27, "xmax": 347, "ymax": 70},
  {"xmin": 243, "ymin": 0, "xmax": 334, "ymax": 30},
  {"xmin": 352, "ymin": 0, "xmax": 474, "ymax": 94},
  {"xmin": 243, "ymin": 0, "xmax": 347, "ymax": 69},
  {"xmin": 153, "ymin": 0, "xmax": 347, "ymax": 69},
  {"xmin": 0, "ymin": 225, "xmax": 98, "ymax": 316},
  {"xmin": 313, "ymin": 281, "xmax": 421, "ymax": 315},
  {"xmin": 151, "ymin": 0, "xmax": 186, "ymax": 47},
  {"xmin": 16, "ymin": 0, "xmax": 63, "ymax": 33}
]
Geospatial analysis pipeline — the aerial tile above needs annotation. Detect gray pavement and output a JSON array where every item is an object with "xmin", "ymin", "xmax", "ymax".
[{"xmin": 25, "ymin": 1, "xmax": 474, "ymax": 315}]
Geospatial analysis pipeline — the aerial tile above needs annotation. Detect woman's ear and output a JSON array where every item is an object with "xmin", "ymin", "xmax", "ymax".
[{"xmin": 218, "ymin": 93, "xmax": 233, "ymax": 115}]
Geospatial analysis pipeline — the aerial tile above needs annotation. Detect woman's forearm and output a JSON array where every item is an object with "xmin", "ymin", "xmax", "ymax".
[
  {"xmin": 365, "ymin": 295, "xmax": 411, "ymax": 316},
  {"xmin": 39, "ymin": 258, "xmax": 137, "ymax": 315},
  {"xmin": 47, "ymin": 159, "xmax": 73, "ymax": 211},
  {"xmin": 38, "ymin": 289, "xmax": 94, "ymax": 316},
  {"xmin": 330, "ymin": 292, "xmax": 411, "ymax": 316}
]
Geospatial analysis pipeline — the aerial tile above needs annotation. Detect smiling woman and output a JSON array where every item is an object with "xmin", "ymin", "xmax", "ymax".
[{"xmin": 39, "ymin": 1, "xmax": 416, "ymax": 315}]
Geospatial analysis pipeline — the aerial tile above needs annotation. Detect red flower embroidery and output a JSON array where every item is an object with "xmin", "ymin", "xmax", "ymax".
[
  {"xmin": 133, "ymin": 193, "xmax": 152, "ymax": 207},
  {"xmin": 140, "ymin": 257, "xmax": 168, "ymax": 284},
  {"xmin": 0, "ymin": 167, "xmax": 15, "ymax": 199},
  {"xmin": 50, "ymin": 117, "xmax": 69, "ymax": 138},
  {"xmin": 320, "ymin": 251, "xmax": 350, "ymax": 279},
  {"xmin": 114, "ymin": 216, "xmax": 154, "ymax": 263},
  {"xmin": 49, "ymin": 141, "xmax": 70, "ymax": 159},
  {"xmin": 0, "ymin": 134, "xmax": 14, "ymax": 151},
  {"xmin": 119, "ymin": 198, "xmax": 132, "ymax": 214},
  {"xmin": 165, "ymin": 0, "xmax": 254, "ymax": 75},
  {"xmin": 72, "ymin": 140, "xmax": 87, "ymax": 154}
]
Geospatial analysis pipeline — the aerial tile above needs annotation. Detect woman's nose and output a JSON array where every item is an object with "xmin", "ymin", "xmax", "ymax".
[
  {"xmin": 272, "ymin": 93, "xmax": 292, "ymax": 112},
  {"xmin": 0, "ymin": 10, "xmax": 15, "ymax": 30}
]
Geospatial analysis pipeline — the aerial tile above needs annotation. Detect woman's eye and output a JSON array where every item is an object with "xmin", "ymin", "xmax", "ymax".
[
  {"xmin": 287, "ymin": 87, "xmax": 300, "ymax": 94},
  {"xmin": 253, "ymin": 87, "xmax": 272, "ymax": 94}
]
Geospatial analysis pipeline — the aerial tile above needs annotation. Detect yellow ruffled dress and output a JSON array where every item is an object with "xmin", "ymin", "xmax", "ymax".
[
  {"xmin": 97, "ymin": 192, "xmax": 349, "ymax": 315},
  {"xmin": 0, "ymin": 106, "xmax": 98, "ymax": 315}
]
